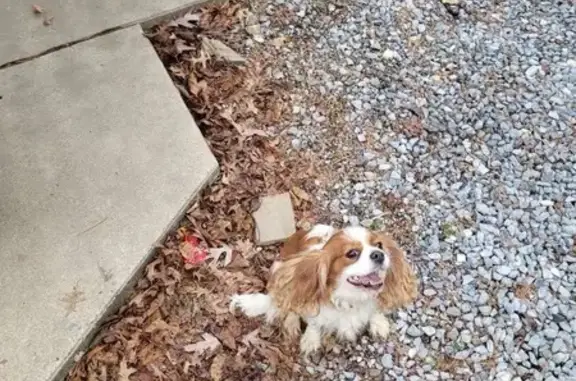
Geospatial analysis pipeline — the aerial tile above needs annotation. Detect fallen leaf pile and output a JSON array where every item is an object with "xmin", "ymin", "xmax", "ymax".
[
  {"xmin": 148, "ymin": 0, "xmax": 317, "ymax": 243},
  {"xmin": 66, "ymin": 2, "xmax": 318, "ymax": 380}
]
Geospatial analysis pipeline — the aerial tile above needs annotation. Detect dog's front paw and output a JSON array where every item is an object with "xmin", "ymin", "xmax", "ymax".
[
  {"xmin": 300, "ymin": 326, "xmax": 322, "ymax": 356},
  {"xmin": 369, "ymin": 313, "xmax": 390, "ymax": 339},
  {"xmin": 283, "ymin": 312, "xmax": 302, "ymax": 339},
  {"xmin": 229, "ymin": 293, "xmax": 269, "ymax": 317}
]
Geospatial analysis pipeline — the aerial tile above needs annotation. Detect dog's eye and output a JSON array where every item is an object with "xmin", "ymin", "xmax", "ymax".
[
  {"xmin": 375, "ymin": 242, "xmax": 383, "ymax": 250},
  {"xmin": 345, "ymin": 249, "xmax": 360, "ymax": 259}
]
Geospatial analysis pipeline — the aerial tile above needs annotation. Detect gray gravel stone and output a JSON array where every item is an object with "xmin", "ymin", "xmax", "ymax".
[
  {"xmin": 407, "ymin": 325, "xmax": 423, "ymax": 337},
  {"xmin": 381, "ymin": 354, "xmax": 394, "ymax": 368},
  {"xmin": 254, "ymin": 0, "xmax": 576, "ymax": 378}
]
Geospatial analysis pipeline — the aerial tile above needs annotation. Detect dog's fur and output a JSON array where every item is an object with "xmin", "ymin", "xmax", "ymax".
[{"xmin": 230, "ymin": 224, "xmax": 417, "ymax": 354}]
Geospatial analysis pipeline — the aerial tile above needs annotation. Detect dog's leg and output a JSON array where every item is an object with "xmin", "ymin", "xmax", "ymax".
[
  {"xmin": 369, "ymin": 312, "xmax": 390, "ymax": 339},
  {"xmin": 230, "ymin": 293, "xmax": 277, "ymax": 321},
  {"xmin": 300, "ymin": 325, "xmax": 322, "ymax": 355},
  {"xmin": 283, "ymin": 312, "xmax": 302, "ymax": 338},
  {"xmin": 337, "ymin": 328, "xmax": 358, "ymax": 343}
]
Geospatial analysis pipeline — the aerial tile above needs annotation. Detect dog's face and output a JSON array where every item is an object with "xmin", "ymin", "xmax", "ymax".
[
  {"xmin": 323, "ymin": 226, "xmax": 390, "ymax": 293},
  {"xmin": 268, "ymin": 226, "xmax": 417, "ymax": 315}
]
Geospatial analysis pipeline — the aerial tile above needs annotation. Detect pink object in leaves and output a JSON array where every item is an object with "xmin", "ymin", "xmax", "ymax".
[{"xmin": 180, "ymin": 235, "xmax": 208, "ymax": 265}]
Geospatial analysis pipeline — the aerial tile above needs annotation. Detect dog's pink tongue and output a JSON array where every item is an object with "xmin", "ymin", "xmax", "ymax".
[{"xmin": 359, "ymin": 272, "xmax": 381, "ymax": 284}]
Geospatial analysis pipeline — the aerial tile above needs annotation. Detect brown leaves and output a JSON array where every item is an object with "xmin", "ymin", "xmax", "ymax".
[
  {"xmin": 201, "ymin": 37, "xmax": 246, "ymax": 64},
  {"xmin": 210, "ymin": 354, "xmax": 227, "ymax": 381},
  {"xmin": 118, "ymin": 359, "xmax": 136, "ymax": 381},
  {"xmin": 68, "ymin": 1, "xmax": 310, "ymax": 381},
  {"xmin": 514, "ymin": 283, "xmax": 535, "ymax": 301},
  {"xmin": 169, "ymin": 11, "xmax": 201, "ymax": 28},
  {"xmin": 157, "ymin": 30, "xmax": 301, "ymax": 243},
  {"xmin": 437, "ymin": 355, "xmax": 466, "ymax": 374},
  {"xmin": 398, "ymin": 116, "xmax": 425, "ymax": 138},
  {"xmin": 183, "ymin": 333, "xmax": 222, "ymax": 355}
]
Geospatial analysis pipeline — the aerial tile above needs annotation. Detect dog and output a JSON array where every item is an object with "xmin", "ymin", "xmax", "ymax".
[{"xmin": 230, "ymin": 224, "xmax": 418, "ymax": 354}]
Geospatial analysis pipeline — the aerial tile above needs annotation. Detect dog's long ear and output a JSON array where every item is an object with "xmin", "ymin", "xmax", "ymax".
[
  {"xmin": 378, "ymin": 236, "xmax": 418, "ymax": 311},
  {"xmin": 268, "ymin": 251, "xmax": 330, "ymax": 316}
]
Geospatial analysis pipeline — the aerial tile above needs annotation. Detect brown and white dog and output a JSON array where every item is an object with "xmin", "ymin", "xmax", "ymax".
[{"xmin": 230, "ymin": 224, "xmax": 417, "ymax": 354}]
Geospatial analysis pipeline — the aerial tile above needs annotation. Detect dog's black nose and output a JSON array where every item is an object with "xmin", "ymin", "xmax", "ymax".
[{"xmin": 370, "ymin": 250, "xmax": 385, "ymax": 264}]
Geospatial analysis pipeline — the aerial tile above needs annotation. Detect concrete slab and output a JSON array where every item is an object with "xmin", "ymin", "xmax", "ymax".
[
  {"xmin": 0, "ymin": 0, "xmax": 207, "ymax": 66},
  {"xmin": 0, "ymin": 25, "xmax": 218, "ymax": 381},
  {"xmin": 253, "ymin": 193, "xmax": 296, "ymax": 245}
]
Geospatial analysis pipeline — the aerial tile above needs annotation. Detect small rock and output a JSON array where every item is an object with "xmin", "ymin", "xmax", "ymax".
[
  {"xmin": 252, "ymin": 193, "xmax": 295, "ymax": 245},
  {"xmin": 352, "ymin": 99, "xmax": 363, "ymax": 110},
  {"xmin": 381, "ymin": 353, "xmax": 394, "ymax": 368},
  {"xmin": 528, "ymin": 334, "xmax": 544, "ymax": 349},
  {"xmin": 422, "ymin": 326, "xmax": 436, "ymax": 336},
  {"xmin": 446, "ymin": 307, "xmax": 461, "ymax": 317},
  {"xmin": 525, "ymin": 65, "xmax": 542, "ymax": 78},
  {"xmin": 496, "ymin": 371, "xmax": 513, "ymax": 381},
  {"xmin": 552, "ymin": 338, "xmax": 567, "ymax": 353},
  {"xmin": 382, "ymin": 49, "xmax": 401, "ymax": 60},
  {"xmin": 343, "ymin": 371, "xmax": 355, "ymax": 379},
  {"xmin": 407, "ymin": 325, "xmax": 423, "ymax": 337}
]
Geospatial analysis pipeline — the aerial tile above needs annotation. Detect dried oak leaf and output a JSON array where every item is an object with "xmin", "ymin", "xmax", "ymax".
[
  {"xmin": 169, "ymin": 11, "xmax": 200, "ymax": 28},
  {"xmin": 118, "ymin": 359, "xmax": 136, "ymax": 381},
  {"xmin": 210, "ymin": 354, "xmax": 227, "ymax": 381},
  {"xmin": 227, "ymin": 253, "xmax": 250, "ymax": 269},
  {"xmin": 218, "ymin": 327, "xmax": 237, "ymax": 350},
  {"xmin": 241, "ymin": 329, "xmax": 283, "ymax": 372},
  {"xmin": 201, "ymin": 37, "xmax": 246, "ymax": 65},
  {"xmin": 291, "ymin": 186, "xmax": 312, "ymax": 202},
  {"xmin": 234, "ymin": 239, "xmax": 256, "ymax": 259},
  {"xmin": 144, "ymin": 318, "xmax": 179, "ymax": 334},
  {"xmin": 183, "ymin": 333, "xmax": 221, "ymax": 355}
]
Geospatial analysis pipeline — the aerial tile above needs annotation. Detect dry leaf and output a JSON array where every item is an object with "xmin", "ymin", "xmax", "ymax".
[
  {"xmin": 218, "ymin": 328, "xmax": 237, "ymax": 350},
  {"xmin": 210, "ymin": 354, "xmax": 227, "ymax": 381},
  {"xmin": 201, "ymin": 37, "xmax": 246, "ymax": 64},
  {"xmin": 242, "ymin": 329, "xmax": 261, "ymax": 347},
  {"xmin": 144, "ymin": 318, "xmax": 179, "ymax": 333},
  {"xmin": 118, "ymin": 359, "xmax": 136, "ymax": 381},
  {"xmin": 190, "ymin": 48, "xmax": 211, "ymax": 68},
  {"xmin": 291, "ymin": 186, "xmax": 312, "ymax": 202},
  {"xmin": 235, "ymin": 239, "xmax": 255, "ymax": 257},
  {"xmin": 227, "ymin": 253, "xmax": 250, "ymax": 269},
  {"xmin": 170, "ymin": 11, "xmax": 200, "ymax": 28},
  {"xmin": 183, "ymin": 333, "xmax": 221, "ymax": 355},
  {"xmin": 175, "ymin": 41, "xmax": 194, "ymax": 54},
  {"xmin": 220, "ymin": 109, "xmax": 267, "ymax": 137},
  {"xmin": 43, "ymin": 16, "xmax": 53, "ymax": 26}
]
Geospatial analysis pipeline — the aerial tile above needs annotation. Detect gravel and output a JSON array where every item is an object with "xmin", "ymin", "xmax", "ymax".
[{"xmin": 251, "ymin": 0, "xmax": 576, "ymax": 379}]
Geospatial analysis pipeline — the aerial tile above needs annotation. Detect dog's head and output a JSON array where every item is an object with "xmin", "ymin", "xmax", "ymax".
[{"xmin": 268, "ymin": 226, "xmax": 417, "ymax": 315}]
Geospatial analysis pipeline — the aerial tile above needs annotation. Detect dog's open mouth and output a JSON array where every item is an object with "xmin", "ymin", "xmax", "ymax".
[{"xmin": 347, "ymin": 272, "xmax": 383, "ymax": 289}]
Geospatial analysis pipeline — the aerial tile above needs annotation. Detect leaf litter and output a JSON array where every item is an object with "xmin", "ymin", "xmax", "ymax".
[{"xmin": 66, "ymin": 1, "xmax": 317, "ymax": 380}]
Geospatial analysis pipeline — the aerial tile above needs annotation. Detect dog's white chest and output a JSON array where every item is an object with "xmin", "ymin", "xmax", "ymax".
[{"xmin": 306, "ymin": 299, "xmax": 377, "ymax": 334}]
